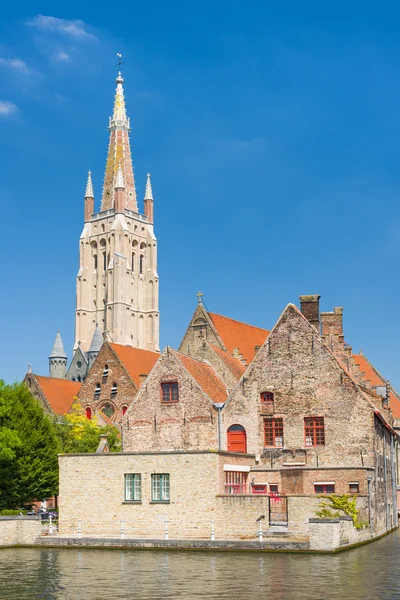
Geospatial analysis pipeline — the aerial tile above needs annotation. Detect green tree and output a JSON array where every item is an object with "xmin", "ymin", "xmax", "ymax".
[
  {"xmin": 0, "ymin": 381, "xmax": 59, "ymax": 509},
  {"xmin": 54, "ymin": 400, "xmax": 121, "ymax": 454}
]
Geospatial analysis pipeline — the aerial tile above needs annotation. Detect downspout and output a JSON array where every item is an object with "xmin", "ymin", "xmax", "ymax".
[
  {"xmin": 383, "ymin": 432, "xmax": 389, "ymax": 531},
  {"xmin": 367, "ymin": 476, "xmax": 373, "ymax": 536},
  {"xmin": 390, "ymin": 435, "xmax": 398, "ymax": 527},
  {"xmin": 213, "ymin": 403, "xmax": 224, "ymax": 451}
]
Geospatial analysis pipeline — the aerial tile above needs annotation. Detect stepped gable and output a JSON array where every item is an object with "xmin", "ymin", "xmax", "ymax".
[
  {"xmin": 173, "ymin": 350, "xmax": 228, "ymax": 404},
  {"xmin": 35, "ymin": 376, "xmax": 81, "ymax": 415},
  {"xmin": 110, "ymin": 343, "xmax": 160, "ymax": 388},
  {"xmin": 353, "ymin": 353, "xmax": 400, "ymax": 418},
  {"xmin": 208, "ymin": 312, "xmax": 269, "ymax": 364},
  {"xmin": 208, "ymin": 343, "xmax": 246, "ymax": 380}
]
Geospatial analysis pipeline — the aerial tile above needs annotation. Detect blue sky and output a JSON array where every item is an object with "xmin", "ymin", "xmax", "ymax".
[{"xmin": 1, "ymin": 1, "xmax": 400, "ymax": 388}]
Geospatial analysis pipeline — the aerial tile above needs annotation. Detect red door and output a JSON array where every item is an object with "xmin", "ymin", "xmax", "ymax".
[{"xmin": 227, "ymin": 425, "xmax": 247, "ymax": 453}]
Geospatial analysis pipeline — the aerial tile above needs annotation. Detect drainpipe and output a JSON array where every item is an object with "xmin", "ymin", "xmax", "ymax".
[
  {"xmin": 390, "ymin": 435, "xmax": 398, "ymax": 527},
  {"xmin": 367, "ymin": 476, "xmax": 373, "ymax": 536},
  {"xmin": 383, "ymin": 432, "xmax": 389, "ymax": 531},
  {"xmin": 213, "ymin": 403, "xmax": 224, "ymax": 451}
]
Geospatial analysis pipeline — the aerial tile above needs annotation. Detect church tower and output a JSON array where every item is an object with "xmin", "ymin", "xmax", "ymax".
[{"xmin": 75, "ymin": 70, "xmax": 159, "ymax": 353}]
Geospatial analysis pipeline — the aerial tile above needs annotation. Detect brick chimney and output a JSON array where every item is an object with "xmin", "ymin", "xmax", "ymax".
[
  {"xmin": 321, "ymin": 307, "xmax": 344, "ymax": 339},
  {"xmin": 299, "ymin": 295, "xmax": 321, "ymax": 332}
]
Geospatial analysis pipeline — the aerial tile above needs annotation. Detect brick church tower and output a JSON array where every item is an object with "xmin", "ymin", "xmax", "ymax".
[{"xmin": 75, "ymin": 70, "xmax": 159, "ymax": 353}]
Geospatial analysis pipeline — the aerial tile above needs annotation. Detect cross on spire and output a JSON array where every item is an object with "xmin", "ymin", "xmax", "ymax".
[
  {"xmin": 196, "ymin": 291, "xmax": 204, "ymax": 304},
  {"xmin": 116, "ymin": 53, "xmax": 124, "ymax": 70}
]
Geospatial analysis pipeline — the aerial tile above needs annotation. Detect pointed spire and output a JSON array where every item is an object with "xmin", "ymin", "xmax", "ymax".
[
  {"xmin": 110, "ymin": 71, "xmax": 129, "ymax": 128},
  {"xmin": 49, "ymin": 330, "xmax": 67, "ymax": 359},
  {"xmin": 88, "ymin": 324, "xmax": 103, "ymax": 354},
  {"xmin": 115, "ymin": 161, "xmax": 125, "ymax": 189},
  {"xmin": 101, "ymin": 70, "xmax": 137, "ymax": 212},
  {"xmin": 85, "ymin": 171, "xmax": 94, "ymax": 198},
  {"xmin": 144, "ymin": 172, "xmax": 153, "ymax": 200}
]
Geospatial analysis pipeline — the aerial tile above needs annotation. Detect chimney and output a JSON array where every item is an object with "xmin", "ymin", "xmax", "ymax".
[
  {"xmin": 299, "ymin": 295, "xmax": 321, "ymax": 331},
  {"xmin": 321, "ymin": 307, "xmax": 344, "ymax": 338}
]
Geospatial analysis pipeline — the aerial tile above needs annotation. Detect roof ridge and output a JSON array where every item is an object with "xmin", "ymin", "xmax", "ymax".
[
  {"xmin": 110, "ymin": 342, "xmax": 159, "ymax": 356},
  {"xmin": 208, "ymin": 311, "xmax": 269, "ymax": 332}
]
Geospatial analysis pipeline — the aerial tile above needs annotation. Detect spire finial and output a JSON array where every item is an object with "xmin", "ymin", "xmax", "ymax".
[
  {"xmin": 197, "ymin": 291, "xmax": 204, "ymax": 304},
  {"xmin": 115, "ymin": 161, "xmax": 125, "ymax": 189},
  {"xmin": 27, "ymin": 363, "xmax": 32, "ymax": 374},
  {"xmin": 144, "ymin": 172, "xmax": 154, "ymax": 200},
  {"xmin": 85, "ymin": 170, "xmax": 94, "ymax": 198}
]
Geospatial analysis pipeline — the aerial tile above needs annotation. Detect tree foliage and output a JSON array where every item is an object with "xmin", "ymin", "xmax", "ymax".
[
  {"xmin": 0, "ymin": 381, "xmax": 59, "ymax": 509},
  {"xmin": 54, "ymin": 400, "xmax": 121, "ymax": 454}
]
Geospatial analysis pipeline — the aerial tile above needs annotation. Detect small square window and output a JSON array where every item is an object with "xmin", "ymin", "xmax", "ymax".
[
  {"xmin": 349, "ymin": 482, "xmax": 359, "ymax": 494},
  {"xmin": 124, "ymin": 474, "xmax": 141, "ymax": 501},
  {"xmin": 260, "ymin": 391, "xmax": 274, "ymax": 403},
  {"xmin": 269, "ymin": 484, "xmax": 279, "ymax": 494},
  {"xmin": 161, "ymin": 382, "xmax": 179, "ymax": 403}
]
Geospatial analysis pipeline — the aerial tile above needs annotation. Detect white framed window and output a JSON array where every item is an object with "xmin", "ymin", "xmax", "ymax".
[
  {"xmin": 124, "ymin": 474, "xmax": 141, "ymax": 501},
  {"xmin": 151, "ymin": 474, "xmax": 170, "ymax": 501}
]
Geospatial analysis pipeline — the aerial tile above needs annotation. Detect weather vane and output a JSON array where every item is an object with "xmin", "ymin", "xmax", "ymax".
[{"xmin": 116, "ymin": 53, "xmax": 124, "ymax": 70}]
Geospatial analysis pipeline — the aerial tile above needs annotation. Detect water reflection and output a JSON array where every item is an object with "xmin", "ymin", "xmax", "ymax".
[{"xmin": 1, "ymin": 530, "xmax": 399, "ymax": 599}]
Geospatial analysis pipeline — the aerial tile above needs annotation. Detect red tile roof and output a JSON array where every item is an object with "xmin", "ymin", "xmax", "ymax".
[
  {"xmin": 174, "ymin": 350, "xmax": 228, "ymax": 404},
  {"xmin": 209, "ymin": 343, "xmax": 246, "ymax": 380},
  {"xmin": 35, "ymin": 376, "xmax": 81, "ymax": 416},
  {"xmin": 110, "ymin": 343, "xmax": 160, "ymax": 388},
  {"xmin": 353, "ymin": 354, "xmax": 400, "ymax": 419},
  {"xmin": 209, "ymin": 312, "xmax": 269, "ymax": 364}
]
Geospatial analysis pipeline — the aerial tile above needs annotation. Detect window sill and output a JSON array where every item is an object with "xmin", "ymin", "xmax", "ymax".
[
  {"xmin": 122, "ymin": 501, "xmax": 142, "ymax": 504},
  {"xmin": 150, "ymin": 501, "xmax": 170, "ymax": 504}
]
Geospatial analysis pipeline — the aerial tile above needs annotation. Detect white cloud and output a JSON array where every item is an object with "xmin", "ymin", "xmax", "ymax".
[
  {"xmin": 27, "ymin": 15, "xmax": 97, "ymax": 41},
  {"xmin": 52, "ymin": 51, "xmax": 70, "ymax": 62},
  {"xmin": 0, "ymin": 101, "xmax": 19, "ymax": 116},
  {"xmin": 0, "ymin": 58, "xmax": 29, "ymax": 73}
]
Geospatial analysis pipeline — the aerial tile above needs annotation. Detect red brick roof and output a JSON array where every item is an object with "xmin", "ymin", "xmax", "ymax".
[
  {"xmin": 208, "ymin": 312, "xmax": 269, "ymax": 364},
  {"xmin": 353, "ymin": 354, "xmax": 400, "ymax": 418},
  {"xmin": 174, "ymin": 351, "xmax": 228, "ymax": 404},
  {"xmin": 110, "ymin": 343, "xmax": 160, "ymax": 388},
  {"xmin": 209, "ymin": 343, "xmax": 246, "ymax": 381},
  {"xmin": 35, "ymin": 376, "xmax": 81, "ymax": 416}
]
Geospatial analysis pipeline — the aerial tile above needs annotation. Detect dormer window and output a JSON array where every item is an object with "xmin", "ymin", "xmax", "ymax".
[
  {"xmin": 94, "ymin": 383, "xmax": 101, "ymax": 397},
  {"xmin": 111, "ymin": 382, "xmax": 118, "ymax": 396},
  {"xmin": 260, "ymin": 391, "xmax": 274, "ymax": 403},
  {"xmin": 103, "ymin": 364, "xmax": 109, "ymax": 378}
]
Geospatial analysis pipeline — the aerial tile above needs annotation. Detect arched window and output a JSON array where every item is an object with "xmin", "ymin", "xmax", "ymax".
[
  {"xmin": 86, "ymin": 406, "xmax": 92, "ymax": 420},
  {"xmin": 122, "ymin": 405, "xmax": 128, "ymax": 415},
  {"xmin": 139, "ymin": 254, "xmax": 144, "ymax": 274},
  {"xmin": 103, "ymin": 251, "xmax": 107, "ymax": 271},
  {"xmin": 102, "ymin": 403, "xmax": 115, "ymax": 419},
  {"xmin": 227, "ymin": 424, "xmax": 247, "ymax": 453},
  {"xmin": 94, "ymin": 383, "xmax": 101, "ymax": 397},
  {"xmin": 77, "ymin": 375, "xmax": 82, "ymax": 382},
  {"xmin": 93, "ymin": 254, "xmax": 97, "ymax": 270},
  {"xmin": 131, "ymin": 252, "xmax": 135, "ymax": 272},
  {"xmin": 111, "ymin": 382, "xmax": 117, "ymax": 396},
  {"xmin": 103, "ymin": 364, "xmax": 109, "ymax": 377}
]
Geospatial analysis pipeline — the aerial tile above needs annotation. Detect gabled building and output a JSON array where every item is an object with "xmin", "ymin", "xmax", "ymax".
[
  {"xmin": 77, "ymin": 342, "xmax": 159, "ymax": 422},
  {"xmin": 24, "ymin": 370, "xmax": 81, "ymax": 416},
  {"xmin": 123, "ymin": 347, "xmax": 228, "ymax": 451}
]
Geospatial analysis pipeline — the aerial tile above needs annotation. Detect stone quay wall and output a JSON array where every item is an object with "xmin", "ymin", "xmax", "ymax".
[{"xmin": 0, "ymin": 516, "xmax": 42, "ymax": 547}]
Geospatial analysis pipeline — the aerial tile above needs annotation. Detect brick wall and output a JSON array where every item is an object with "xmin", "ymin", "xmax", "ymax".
[{"xmin": 78, "ymin": 343, "xmax": 137, "ymax": 422}]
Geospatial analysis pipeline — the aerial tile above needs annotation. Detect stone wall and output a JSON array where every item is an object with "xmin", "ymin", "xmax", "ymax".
[
  {"xmin": 123, "ymin": 350, "xmax": 218, "ymax": 452},
  {"xmin": 0, "ymin": 517, "xmax": 41, "ymax": 547},
  {"xmin": 309, "ymin": 517, "xmax": 372, "ymax": 551}
]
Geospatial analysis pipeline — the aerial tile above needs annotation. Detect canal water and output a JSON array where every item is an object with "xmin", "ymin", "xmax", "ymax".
[{"xmin": 1, "ymin": 530, "xmax": 400, "ymax": 599}]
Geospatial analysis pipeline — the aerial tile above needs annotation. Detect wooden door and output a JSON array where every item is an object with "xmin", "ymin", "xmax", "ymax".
[{"xmin": 227, "ymin": 425, "xmax": 247, "ymax": 453}]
